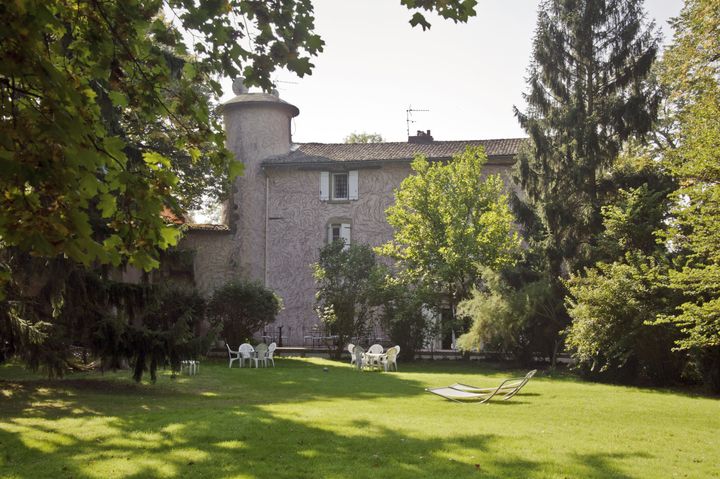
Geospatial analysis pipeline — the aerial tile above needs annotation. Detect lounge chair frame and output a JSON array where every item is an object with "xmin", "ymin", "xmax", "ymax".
[{"xmin": 426, "ymin": 370, "xmax": 536, "ymax": 404}]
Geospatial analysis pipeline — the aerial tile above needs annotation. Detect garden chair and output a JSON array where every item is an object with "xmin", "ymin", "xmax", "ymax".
[
  {"xmin": 253, "ymin": 343, "xmax": 269, "ymax": 368},
  {"xmin": 238, "ymin": 343, "xmax": 254, "ymax": 368},
  {"xmin": 347, "ymin": 343, "xmax": 356, "ymax": 366},
  {"xmin": 426, "ymin": 370, "xmax": 537, "ymax": 404},
  {"xmin": 353, "ymin": 345, "xmax": 367, "ymax": 371},
  {"xmin": 366, "ymin": 343, "xmax": 384, "ymax": 369},
  {"xmin": 226, "ymin": 344, "xmax": 240, "ymax": 368},
  {"xmin": 368, "ymin": 344, "xmax": 384, "ymax": 354},
  {"xmin": 380, "ymin": 345, "xmax": 400, "ymax": 372},
  {"xmin": 267, "ymin": 342, "xmax": 277, "ymax": 367}
]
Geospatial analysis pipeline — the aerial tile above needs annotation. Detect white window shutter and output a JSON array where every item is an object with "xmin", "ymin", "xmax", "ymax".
[
  {"xmin": 348, "ymin": 170, "xmax": 358, "ymax": 200},
  {"xmin": 340, "ymin": 223, "xmax": 351, "ymax": 249},
  {"xmin": 327, "ymin": 224, "xmax": 334, "ymax": 243},
  {"xmin": 320, "ymin": 171, "xmax": 329, "ymax": 200}
]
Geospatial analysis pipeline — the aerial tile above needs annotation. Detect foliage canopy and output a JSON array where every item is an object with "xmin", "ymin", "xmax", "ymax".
[{"xmin": 379, "ymin": 146, "xmax": 520, "ymax": 312}]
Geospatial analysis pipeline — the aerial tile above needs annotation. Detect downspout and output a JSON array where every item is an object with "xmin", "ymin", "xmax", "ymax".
[{"xmin": 264, "ymin": 170, "xmax": 269, "ymax": 287}]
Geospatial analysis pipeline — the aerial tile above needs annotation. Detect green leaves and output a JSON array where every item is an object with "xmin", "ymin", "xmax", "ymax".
[
  {"xmin": 108, "ymin": 91, "xmax": 128, "ymax": 108},
  {"xmin": 381, "ymin": 146, "xmax": 520, "ymax": 305},
  {"xmin": 513, "ymin": 0, "xmax": 660, "ymax": 278},
  {"xmin": 654, "ymin": 0, "xmax": 720, "ymax": 362}
]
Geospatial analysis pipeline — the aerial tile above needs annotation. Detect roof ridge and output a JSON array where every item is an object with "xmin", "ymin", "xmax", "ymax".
[{"xmin": 294, "ymin": 137, "xmax": 526, "ymax": 146}]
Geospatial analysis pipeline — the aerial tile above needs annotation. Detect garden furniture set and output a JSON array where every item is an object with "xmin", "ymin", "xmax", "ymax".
[
  {"xmin": 226, "ymin": 342, "xmax": 277, "ymax": 368},
  {"xmin": 348, "ymin": 343, "xmax": 400, "ymax": 371}
]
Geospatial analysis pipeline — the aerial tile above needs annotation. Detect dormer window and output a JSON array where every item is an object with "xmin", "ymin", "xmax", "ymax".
[{"xmin": 320, "ymin": 171, "xmax": 358, "ymax": 201}]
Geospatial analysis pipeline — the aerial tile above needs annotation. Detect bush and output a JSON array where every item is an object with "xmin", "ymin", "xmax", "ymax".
[
  {"xmin": 207, "ymin": 280, "xmax": 282, "ymax": 347},
  {"xmin": 564, "ymin": 255, "xmax": 685, "ymax": 385},
  {"xmin": 313, "ymin": 241, "xmax": 382, "ymax": 358},
  {"xmin": 375, "ymin": 276, "xmax": 431, "ymax": 360},
  {"xmin": 457, "ymin": 268, "xmax": 562, "ymax": 366}
]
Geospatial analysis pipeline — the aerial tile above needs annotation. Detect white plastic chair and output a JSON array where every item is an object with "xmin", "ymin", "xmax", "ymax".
[
  {"xmin": 181, "ymin": 360, "xmax": 200, "ymax": 375},
  {"xmin": 347, "ymin": 343, "xmax": 356, "ymax": 366},
  {"xmin": 226, "ymin": 344, "xmax": 240, "ymax": 368},
  {"xmin": 238, "ymin": 343, "xmax": 254, "ymax": 368},
  {"xmin": 267, "ymin": 342, "xmax": 277, "ymax": 367},
  {"xmin": 380, "ymin": 345, "xmax": 400, "ymax": 372},
  {"xmin": 253, "ymin": 343, "xmax": 268, "ymax": 368},
  {"xmin": 353, "ymin": 345, "xmax": 367, "ymax": 371},
  {"xmin": 367, "ymin": 344, "xmax": 384, "ymax": 369},
  {"xmin": 368, "ymin": 344, "xmax": 384, "ymax": 354}
]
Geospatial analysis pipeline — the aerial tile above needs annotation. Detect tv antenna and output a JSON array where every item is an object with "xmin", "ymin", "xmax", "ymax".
[
  {"xmin": 271, "ymin": 77, "xmax": 299, "ymax": 91},
  {"xmin": 406, "ymin": 106, "xmax": 429, "ymax": 137}
]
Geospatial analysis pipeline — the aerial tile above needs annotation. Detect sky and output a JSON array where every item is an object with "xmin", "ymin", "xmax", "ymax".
[{"xmin": 220, "ymin": 0, "xmax": 685, "ymax": 144}]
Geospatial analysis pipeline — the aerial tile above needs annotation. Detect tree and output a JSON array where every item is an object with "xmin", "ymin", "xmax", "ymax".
[
  {"xmin": 380, "ymin": 146, "xmax": 520, "ymax": 317},
  {"xmin": 374, "ymin": 274, "xmax": 434, "ymax": 360},
  {"xmin": 652, "ymin": 0, "xmax": 720, "ymax": 391},
  {"xmin": 0, "ymin": 0, "xmax": 478, "ymax": 285},
  {"xmin": 0, "ymin": 1, "xmax": 326, "ymax": 275},
  {"xmin": 313, "ymin": 241, "xmax": 383, "ymax": 358},
  {"xmin": 207, "ymin": 280, "xmax": 282, "ymax": 347},
  {"xmin": 512, "ymin": 0, "xmax": 660, "ymax": 278},
  {"xmin": 344, "ymin": 132, "xmax": 384, "ymax": 143},
  {"xmin": 458, "ymin": 268, "xmax": 562, "ymax": 366},
  {"xmin": 0, "ymin": 0, "xmax": 479, "ymax": 377},
  {"xmin": 564, "ymin": 254, "xmax": 683, "ymax": 385}
]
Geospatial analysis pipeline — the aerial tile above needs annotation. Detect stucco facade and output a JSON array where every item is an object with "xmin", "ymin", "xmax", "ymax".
[{"xmin": 178, "ymin": 85, "xmax": 523, "ymax": 346}]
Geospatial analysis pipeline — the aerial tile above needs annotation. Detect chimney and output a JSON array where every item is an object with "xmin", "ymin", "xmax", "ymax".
[{"xmin": 408, "ymin": 129, "xmax": 433, "ymax": 144}]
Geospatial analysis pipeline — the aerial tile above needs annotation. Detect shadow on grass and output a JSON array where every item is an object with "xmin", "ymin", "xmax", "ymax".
[{"xmin": 0, "ymin": 358, "xmax": 651, "ymax": 478}]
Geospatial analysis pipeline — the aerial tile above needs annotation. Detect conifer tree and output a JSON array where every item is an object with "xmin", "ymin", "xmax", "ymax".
[{"xmin": 513, "ymin": 0, "xmax": 660, "ymax": 278}]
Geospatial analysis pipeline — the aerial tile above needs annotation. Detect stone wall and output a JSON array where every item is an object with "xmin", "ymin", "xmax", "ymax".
[
  {"xmin": 264, "ymin": 161, "xmax": 515, "ymax": 345},
  {"xmin": 177, "ymin": 231, "xmax": 237, "ymax": 296}
]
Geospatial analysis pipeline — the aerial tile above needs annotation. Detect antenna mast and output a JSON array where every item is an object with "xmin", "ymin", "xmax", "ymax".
[{"xmin": 406, "ymin": 106, "xmax": 430, "ymax": 137}]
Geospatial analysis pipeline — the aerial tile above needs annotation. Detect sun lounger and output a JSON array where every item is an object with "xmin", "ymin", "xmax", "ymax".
[{"xmin": 426, "ymin": 370, "xmax": 537, "ymax": 403}]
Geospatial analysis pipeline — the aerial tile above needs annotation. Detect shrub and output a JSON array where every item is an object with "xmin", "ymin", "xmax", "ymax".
[
  {"xmin": 457, "ymin": 268, "xmax": 562, "ymax": 366},
  {"xmin": 313, "ymin": 241, "xmax": 382, "ymax": 358},
  {"xmin": 207, "ymin": 280, "xmax": 282, "ymax": 347},
  {"xmin": 564, "ymin": 255, "xmax": 685, "ymax": 385},
  {"xmin": 375, "ymin": 276, "xmax": 431, "ymax": 360}
]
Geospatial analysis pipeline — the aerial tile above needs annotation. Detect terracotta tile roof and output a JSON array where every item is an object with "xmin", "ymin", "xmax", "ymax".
[{"xmin": 263, "ymin": 138, "xmax": 526, "ymax": 167}]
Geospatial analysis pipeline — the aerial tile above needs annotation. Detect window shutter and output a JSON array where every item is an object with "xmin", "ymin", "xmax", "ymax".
[
  {"xmin": 340, "ymin": 223, "xmax": 351, "ymax": 249},
  {"xmin": 320, "ymin": 171, "xmax": 329, "ymax": 200},
  {"xmin": 348, "ymin": 170, "xmax": 358, "ymax": 200},
  {"xmin": 327, "ymin": 224, "xmax": 334, "ymax": 243}
]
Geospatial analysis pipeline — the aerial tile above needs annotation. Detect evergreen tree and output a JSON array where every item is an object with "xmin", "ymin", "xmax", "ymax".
[{"xmin": 513, "ymin": 0, "xmax": 660, "ymax": 278}]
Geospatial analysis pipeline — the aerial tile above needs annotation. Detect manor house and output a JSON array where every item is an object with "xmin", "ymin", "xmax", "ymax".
[{"xmin": 178, "ymin": 82, "xmax": 523, "ymax": 346}]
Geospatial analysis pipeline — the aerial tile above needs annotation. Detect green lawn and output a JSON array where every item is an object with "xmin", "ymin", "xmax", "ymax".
[{"xmin": 1, "ymin": 358, "xmax": 718, "ymax": 479}]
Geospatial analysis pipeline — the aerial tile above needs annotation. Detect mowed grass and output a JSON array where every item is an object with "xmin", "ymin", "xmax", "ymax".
[{"xmin": 1, "ymin": 358, "xmax": 718, "ymax": 479}]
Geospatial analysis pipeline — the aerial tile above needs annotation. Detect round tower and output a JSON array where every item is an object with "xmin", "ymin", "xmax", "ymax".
[{"xmin": 222, "ymin": 78, "xmax": 299, "ymax": 283}]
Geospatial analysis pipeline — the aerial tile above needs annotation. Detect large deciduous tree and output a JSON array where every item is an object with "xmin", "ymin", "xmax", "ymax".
[
  {"xmin": 653, "ymin": 0, "xmax": 720, "ymax": 391},
  {"xmin": 513, "ymin": 0, "xmax": 660, "ymax": 278},
  {"xmin": 379, "ymin": 146, "xmax": 520, "ymax": 317},
  {"xmin": 0, "ymin": 1, "xmax": 325, "ymax": 274},
  {"xmin": 0, "ymin": 0, "xmax": 479, "ymax": 377}
]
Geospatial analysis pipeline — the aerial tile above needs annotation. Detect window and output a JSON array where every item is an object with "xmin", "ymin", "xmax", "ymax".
[
  {"xmin": 320, "ymin": 171, "xmax": 358, "ymax": 201},
  {"xmin": 330, "ymin": 224, "xmax": 342, "ymax": 242},
  {"xmin": 332, "ymin": 173, "xmax": 348, "ymax": 200},
  {"xmin": 327, "ymin": 222, "xmax": 351, "ymax": 249}
]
